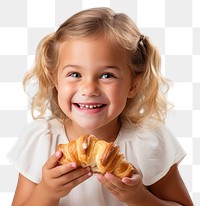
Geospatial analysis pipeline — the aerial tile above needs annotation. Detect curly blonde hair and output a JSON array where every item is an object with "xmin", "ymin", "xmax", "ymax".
[{"xmin": 23, "ymin": 7, "xmax": 170, "ymax": 125}]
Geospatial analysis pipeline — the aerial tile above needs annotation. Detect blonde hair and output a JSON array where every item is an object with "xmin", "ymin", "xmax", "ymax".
[{"xmin": 23, "ymin": 7, "xmax": 170, "ymax": 125}]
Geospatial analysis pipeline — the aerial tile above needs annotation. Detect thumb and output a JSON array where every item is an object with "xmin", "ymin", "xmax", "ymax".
[
  {"xmin": 121, "ymin": 174, "xmax": 141, "ymax": 186},
  {"xmin": 44, "ymin": 151, "xmax": 63, "ymax": 170}
]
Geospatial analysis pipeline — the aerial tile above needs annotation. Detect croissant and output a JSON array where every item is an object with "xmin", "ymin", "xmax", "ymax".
[{"xmin": 57, "ymin": 134, "xmax": 134, "ymax": 178}]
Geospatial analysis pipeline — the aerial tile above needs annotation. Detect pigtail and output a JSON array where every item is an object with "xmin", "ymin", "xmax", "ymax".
[
  {"xmin": 123, "ymin": 35, "xmax": 170, "ymax": 125},
  {"xmin": 23, "ymin": 33, "xmax": 60, "ymax": 119}
]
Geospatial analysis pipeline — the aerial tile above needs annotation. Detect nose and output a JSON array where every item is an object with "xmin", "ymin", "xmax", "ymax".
[{"xmin": 80, "ymin": 80, "xmax": 101, "ymax": 97}]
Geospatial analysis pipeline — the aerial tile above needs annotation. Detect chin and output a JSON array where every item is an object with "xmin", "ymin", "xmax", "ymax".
[{"xmin": 77, "ymin": 122, "xmax": 103, "ymax": 132}]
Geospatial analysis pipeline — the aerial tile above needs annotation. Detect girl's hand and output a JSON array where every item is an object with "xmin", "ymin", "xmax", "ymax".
[
  {"xmin": 38, "ymin": 151, "xmax": 93, "ymax": 201},
  {"xmin": 97, "ymin": 172, "xmax": 145, "ymax": 205}
]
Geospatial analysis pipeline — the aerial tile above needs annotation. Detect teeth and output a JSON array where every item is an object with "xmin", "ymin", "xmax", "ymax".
[{"xmin": 78, "ymin": 104, "xmax": 103, "ymax": 109}]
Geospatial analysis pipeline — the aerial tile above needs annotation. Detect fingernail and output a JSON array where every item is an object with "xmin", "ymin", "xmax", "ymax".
[
  {"xmin": 71, "ymin": 162, "xmax": 77, "ymax": 168},
  {"xmin": 88, "ymin": 172, "xmax": 93, "ymax": 177},
  {"xmin": 105, "ymin": 173, "xmax": 111, "ymax": 178},
  {"xmin": 55, "ymin": 151, "xmax": 61, "ymax": 157},
  {"xmin": 97, "ymin": 174, "xmax": 104, "ymax": 181},
  {"xmin": 97, "ymin": 174, "xmax": 102, "ymax": 179}
]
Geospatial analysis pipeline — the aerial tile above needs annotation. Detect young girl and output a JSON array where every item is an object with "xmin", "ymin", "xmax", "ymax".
[{"xmin": 7, "ymin": 7, "xmax": 193, "ymax": 206}]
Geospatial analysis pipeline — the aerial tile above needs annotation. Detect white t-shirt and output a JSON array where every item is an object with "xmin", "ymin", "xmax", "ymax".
[{"xmin": 7, "ymin": 118, "xmax": 186, "ymax": 206}]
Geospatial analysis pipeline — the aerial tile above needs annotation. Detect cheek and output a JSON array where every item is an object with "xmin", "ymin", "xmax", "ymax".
[
  {"xmin": 108, "ymin": 86, "xmax": 129, "ymax": 106},
  {"xmin": 57, "ymin": 92, "xmax": 66, "ymax": 112},
  {"xmin": 57, "ymin": 86, "xmax": 72, "ymax": 107},
  {"xmin": 110, "ymin": 85, "xmax": 130, "ymax": 110},
  {"xmin": 111, "ymin": 82, "xmax": 130, "ymax": 96}
]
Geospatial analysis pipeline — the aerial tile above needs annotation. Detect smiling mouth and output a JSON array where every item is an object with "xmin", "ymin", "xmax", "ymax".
[{"xmin": 74, "ymin": 103, "xmax": 106, "ymax": 110}]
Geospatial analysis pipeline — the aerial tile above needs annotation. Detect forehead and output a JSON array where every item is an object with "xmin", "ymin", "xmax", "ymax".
[{"xmin": 59, "ymin": 37, "xmax": 126, "ymax": 64}]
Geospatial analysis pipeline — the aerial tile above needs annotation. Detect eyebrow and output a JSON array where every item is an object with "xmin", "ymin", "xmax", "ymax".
[
  {"xmin": 63, "ymin": 64, "xmax": 81, "ymax": 70},
  {"xmin": 105, "ymin": 65, "xmax": 121, "ymax": 70},
  {"xmin": 63, "ymin": 64, "xmax": 121, "ymax": 70}
]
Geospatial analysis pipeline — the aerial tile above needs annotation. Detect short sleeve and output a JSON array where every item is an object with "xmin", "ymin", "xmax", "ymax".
[
  {"xmin": 133, "ymin": 123, "xmax": 186, "ymax": 186},
  {"xmin": 116, "ymin": 121, "xmax": 186, "ymax": 186},
  {"xmin": 7, "ymin": 119, "xmax": 57, "ymax": 183}
]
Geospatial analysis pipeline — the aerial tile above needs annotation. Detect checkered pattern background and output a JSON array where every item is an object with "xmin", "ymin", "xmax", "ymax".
[{"xmin": 0, "ymin": 0, "xmax": 199, "ymax": 205}]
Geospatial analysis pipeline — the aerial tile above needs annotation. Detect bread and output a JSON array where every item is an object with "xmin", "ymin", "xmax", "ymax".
[{"xmin": 57, "ymin": 134, "xmax": 134, "ymax": 178}]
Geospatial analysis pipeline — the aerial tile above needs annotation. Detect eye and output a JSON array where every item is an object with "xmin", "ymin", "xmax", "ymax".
[
  {"xmin": 100, "ymin": 73, "xmax": 116, "ymax": 79},
  {"xmin": 67, "ymin": 72, "xmax": 81, "ymax": 78}
]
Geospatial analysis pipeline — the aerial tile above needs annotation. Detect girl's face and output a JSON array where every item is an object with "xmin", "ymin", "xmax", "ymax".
[{"xmin": 55, "ymin": 38, "xmax": 135, "ymax": 137}]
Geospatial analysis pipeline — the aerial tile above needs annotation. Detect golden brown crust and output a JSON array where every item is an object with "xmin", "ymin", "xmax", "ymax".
[{"xmin": 57, "ymin": 134, "xmax": 135, "ymax": 178}]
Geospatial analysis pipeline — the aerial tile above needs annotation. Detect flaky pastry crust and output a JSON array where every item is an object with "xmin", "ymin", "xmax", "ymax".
[{"xmin": 57, "ymin": 134, "xmax": 135, "ymax": 178}]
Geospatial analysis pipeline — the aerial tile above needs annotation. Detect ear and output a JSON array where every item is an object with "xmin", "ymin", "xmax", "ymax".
[
  {"xmin": 51, "ymin": 73, "xmax": 58, "ymax": 89},
  {"xmin": 127, "ymin": 85, "xmax": 136, "ymax": 98},
  {"xmin": 127, "ymin": 76, "xmax": 141, "ymax": 98}
]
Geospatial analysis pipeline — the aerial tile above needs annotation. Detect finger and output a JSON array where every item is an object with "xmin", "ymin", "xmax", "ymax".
[
  {"xmin": 57, "ymin": 166, "xmax": 91, "ymax": 185},
  {"xmin": 97, "ymin": 173, "xmax": 115, "ymax": 189},
  {"xmin": 97, "ymin": 173, "xmax": 104, "ymax": 183},
  {"xmin": 44, "ymin": 151, "xmax": 63, "ymax": 170},
  {"xmin": 121, "ymin": 174, "xmax": 141, "ymax": 186},
  {"xmin": 51, "ymin": 162, "xmax": 77, "ymax": 178},
  {"xmin": 104, "ymin": 173, "xmax": 125, "ymax": 190},
  {"xmin": 97, "ymin": 174, "xmax": 121, "ymax": 195},
  {"xmin": 63, "ymin": 168, "xmax": 93, "ymax": 189}
]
